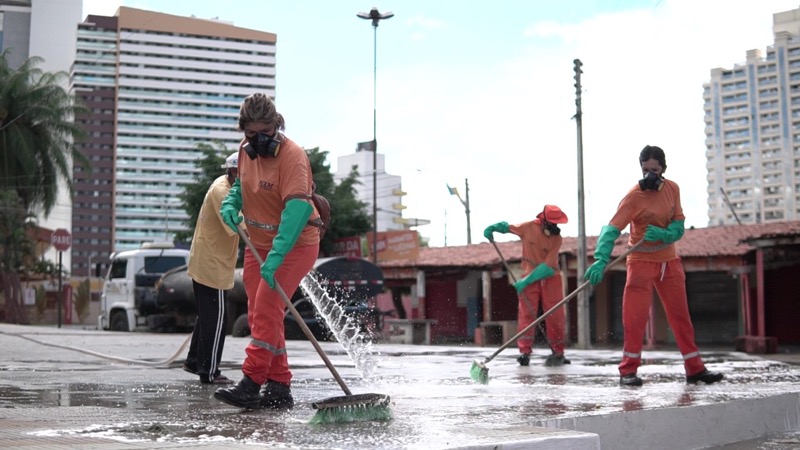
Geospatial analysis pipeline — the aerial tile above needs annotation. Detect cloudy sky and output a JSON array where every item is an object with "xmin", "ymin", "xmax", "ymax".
[{"xmin": 81, "ymin": 0, "xmax": 799, "ymax": 247}]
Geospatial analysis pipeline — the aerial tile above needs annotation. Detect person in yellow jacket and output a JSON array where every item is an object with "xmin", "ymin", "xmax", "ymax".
[
  {"xmin": 182, "ymin": 153, "xmax": 240, "ymax": 385},
  {"xmin": 484, "ymin": 205, "xmax": 570, "ymax": 367}
]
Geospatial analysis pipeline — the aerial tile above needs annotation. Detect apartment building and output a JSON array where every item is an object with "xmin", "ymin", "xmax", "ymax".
[
  {"xmin": 71, "ymin": 7, "xmax": 276, "ymax": 276},
  {"xmin": 704, "ymin": 6, "xmax": 800, "ymax": 226},
  {"xmin": 334, "ymin": 147, "xmax": 408, "ymax": 232}
]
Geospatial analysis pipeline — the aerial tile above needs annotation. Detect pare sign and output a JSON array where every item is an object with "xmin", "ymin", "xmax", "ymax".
[{"xmin": 51, "ymin": 228, "xmax": 72, "ymax": 252}]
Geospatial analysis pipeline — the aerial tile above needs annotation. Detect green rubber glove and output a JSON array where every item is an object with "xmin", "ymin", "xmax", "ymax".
[
  {"xmin": 584, "ymin": 225, "xmax": 621, "ymax": 286},
  {"xmin": 261, "ymin": 199, "xmax": 313, "ymax": 288},
  {"xmin": 220, "ymin": 178, "xmax": 243, "ymax": 232},
  {"xmin": 644, "ymin": 219, "xmax": 685, "ymax": 244},
  {"xmin": 483, "ymin": 221, "xmax": 509, "ymax": 242},
  {"xmin": 513, "ymin": 263, "xmax": 555, "ymax": 292}
]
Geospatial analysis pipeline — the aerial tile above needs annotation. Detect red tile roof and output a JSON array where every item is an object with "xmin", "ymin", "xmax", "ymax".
[{"xmin": 379, "ymin": 221, "xmax": 800, "ymax": 269}]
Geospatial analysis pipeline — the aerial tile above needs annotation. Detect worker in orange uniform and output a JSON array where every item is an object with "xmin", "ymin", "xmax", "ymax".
[
  {"xmin": 214, "ymin": 93, "xmax": 323, "ymax": 409},
  {"xmin": 584, "ymin": 145, "xmax": 724, "ymax": 387},
  {"xmin": 484, "ymin": 205, "xmax": 570, "ymax": 367}
]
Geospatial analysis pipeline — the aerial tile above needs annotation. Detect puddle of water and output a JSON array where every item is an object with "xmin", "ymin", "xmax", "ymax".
[
  {"xmin": 4, "ymin": 300, "xmax": 800, "ymax": 448},
  {"xmin": 8, "ymin": 357, "xmax": 800, "ymax": 449}
]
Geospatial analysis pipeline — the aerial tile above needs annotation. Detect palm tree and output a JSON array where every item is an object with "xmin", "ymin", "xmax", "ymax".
[
  {"xmin": 0, "ymin": 51, "xmax": 88, "ymax": 215},
  {"xmin": 0, "ymin": 51, "xmax": 88, "ymax": 323}
]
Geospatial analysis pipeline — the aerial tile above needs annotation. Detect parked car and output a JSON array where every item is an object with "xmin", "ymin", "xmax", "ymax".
[{"xmin": 154, "ymin": 256, "xmax": 385, "ymax": 341}]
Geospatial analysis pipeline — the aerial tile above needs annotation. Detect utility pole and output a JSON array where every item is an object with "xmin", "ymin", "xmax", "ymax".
[{"xmin": 574, "ymin": 58, "xmax": 590, "ymax": 349}]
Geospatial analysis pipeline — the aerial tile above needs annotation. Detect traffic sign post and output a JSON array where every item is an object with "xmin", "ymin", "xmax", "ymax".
[
  {"xmin": 51, "ymin": 229, "xmax": 71, "ymax": 328},
  {"xmin": 51, "ymin": 228, "xmax": 72, "ymax": 252}
]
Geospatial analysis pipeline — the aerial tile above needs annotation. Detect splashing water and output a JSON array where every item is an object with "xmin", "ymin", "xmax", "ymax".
[{"xmin": 299, "ymin": 272, "xmax": 381, "ymax": 379}]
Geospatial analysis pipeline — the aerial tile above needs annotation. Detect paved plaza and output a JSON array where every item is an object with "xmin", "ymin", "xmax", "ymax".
[{"xmin": 0, "ymin": 323, "xmax": 798, "ymax": 449}]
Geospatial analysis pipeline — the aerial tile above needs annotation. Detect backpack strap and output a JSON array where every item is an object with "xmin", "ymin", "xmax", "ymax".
[{"xmin": 285, "ymin": 193, "xmax": 325, "ymax": 228}]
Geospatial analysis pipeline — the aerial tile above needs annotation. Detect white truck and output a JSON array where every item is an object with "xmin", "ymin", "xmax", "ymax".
[{"xmin": 98, "ymin": 242, "xmax": 190, "ymax": 332}]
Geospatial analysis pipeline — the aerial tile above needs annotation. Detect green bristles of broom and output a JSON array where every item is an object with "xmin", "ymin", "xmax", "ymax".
[
  {"xmin": 470, "ymin": 359, "xmax": 489, "ymax": 385},
  {"xmin": 308, "ymin": 393, "xmax": 393, "ymax": 425},
  {"xmin": 309, "ymin": 402, "xmax": 393, "ymax": 425}
]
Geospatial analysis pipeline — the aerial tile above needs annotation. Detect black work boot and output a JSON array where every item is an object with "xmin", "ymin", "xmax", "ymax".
[
  {"xmin": 259, "ymin": 380, "xmax": 294, "ymax": 409},
  {"xmin": 517, "ymin": 353, "xmax": 531, "ymax": 366},
  {"xmin": 213, "ymin": 375, "xmax": 261, "ymax": 409},
  {"xmin": 544, "ymin": 354, "xmax": 571, "ymax": 367},
  {"xmin": 686, "ymin": 369, "xmax": 724, "ymax": 385},
  {"xmin": 620, "ymin": 373, "xmax": 643, "ymax": 387}
]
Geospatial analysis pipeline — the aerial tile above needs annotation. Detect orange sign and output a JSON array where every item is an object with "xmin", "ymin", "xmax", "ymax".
[
  {"xmin": 334, "ymin": 230, "xmax": 419, "ymax": 262},
  {"xmin": 367, "ymin": 230, "xmax": 419, "ymax": 262}
]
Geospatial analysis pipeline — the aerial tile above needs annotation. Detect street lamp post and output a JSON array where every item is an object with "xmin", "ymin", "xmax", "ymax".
[
  {"xmin": 447, "ymin": 179, "xmax": 472, "ymax": 244},
  {"xmin": 357, "ymin": 7, "xmax": 393, "ymax": 263}
]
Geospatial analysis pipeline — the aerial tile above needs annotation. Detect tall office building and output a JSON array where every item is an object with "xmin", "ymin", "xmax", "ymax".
[
  {"xmin": 704, "ymin": 6, "xmax": 800, "ymax": 226},
  {"xmin": 71, "ymin": 7, "xmax": 276, "ymax": 275}
]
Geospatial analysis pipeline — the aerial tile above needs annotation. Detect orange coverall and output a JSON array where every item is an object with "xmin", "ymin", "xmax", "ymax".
[
  {"xmin": 237, "ymin": 137, "xmax": 321, "ymax": 386},
  {"xmin": 609, "ymin": 179, "xmax": 706, "ymax": 377},
  {"xmin": 508, "ymin": 219, "xmax": 564, "ymax": 355}
]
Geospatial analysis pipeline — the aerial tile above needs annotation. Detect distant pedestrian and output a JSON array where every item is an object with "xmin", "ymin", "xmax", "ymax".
[
  {"xmin": 182, "ymin": 152, "xmax": 240, "ymax": 384},
  {"xmin": 584, "ymin": 145, "xmax": 723, "ymax": 387},
  {"xmin": 484, "ymin": 205, "xmax": 570, "ymax": 367}
]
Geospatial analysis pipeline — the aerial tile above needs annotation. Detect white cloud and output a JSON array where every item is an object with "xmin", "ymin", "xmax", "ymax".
[
  {"xmin": 77, "ymin": 0, "xmax": 800, "ymax": 248},
  {"xmin": 308, "ymin": 0, "xmax": 798, "ymax": 247},
  {"xmin": 406, "ymin": 15, "xmax": 446, "ymax": 30},
  {"xmin": 522, "ymin": 20, "xmax": 580, "ymax": 40}
]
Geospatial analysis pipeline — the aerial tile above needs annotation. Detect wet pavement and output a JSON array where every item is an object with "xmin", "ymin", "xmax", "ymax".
[{"xmin": 0, "ymin": 323, "xmax": 798, "ymax": 449}]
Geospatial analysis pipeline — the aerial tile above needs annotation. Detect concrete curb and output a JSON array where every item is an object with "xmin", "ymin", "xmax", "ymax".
[{"xmin": 535, "ymin": 392, "xmax": 800, "ymax": 450}]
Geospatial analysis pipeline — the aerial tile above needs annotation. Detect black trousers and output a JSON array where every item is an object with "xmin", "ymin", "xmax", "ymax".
[{"xmin": 186, "ymin": 281, "xmax": 227, "ymax": 382}]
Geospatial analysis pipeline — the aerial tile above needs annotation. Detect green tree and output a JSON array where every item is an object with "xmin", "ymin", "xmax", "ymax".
[
  {"xmin": 0, "ymin": 52, "xmax": 88, "ymax": 324},
  {"xmin": 174, "ymin": 141, "xmax": 229, "ymax": 244},
  {"xmin": 0, "ymin": 190, "xmax": 34, "ymax": 323},
  {"xmin": 0, "ymin": 52, "xmax": 88, "ymax": 215},
  {"xmin": 177, "ymin": 145, "xmax": 371, "ymax": 257},
  {"xmin": 305, "ymin": 147, "xmax": 371, "ymax": 256}
]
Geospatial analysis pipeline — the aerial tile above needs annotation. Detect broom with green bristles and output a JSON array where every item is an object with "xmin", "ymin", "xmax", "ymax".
[
  {"xmin": 470, "ymin": 240, "xmax": 643, "ymax": 384},
  {"xmin": 237, "ymin": 226, "xmax": 392, "ymax": 423}
]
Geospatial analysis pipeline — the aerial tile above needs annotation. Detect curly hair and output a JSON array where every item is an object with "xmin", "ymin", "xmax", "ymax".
[{"xmin": 238, "ymin": 93, "xmax": 285, "ymax": 131}]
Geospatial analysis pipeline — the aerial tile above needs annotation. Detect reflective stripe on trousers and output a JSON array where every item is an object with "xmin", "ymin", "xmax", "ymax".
[
  {"xmin": 240, "ymin": 243, "xmax": 318, "ymax": 386},
  {"xmin": 618, "ymin": 259, "xmax": 705, "ymax": 376}
]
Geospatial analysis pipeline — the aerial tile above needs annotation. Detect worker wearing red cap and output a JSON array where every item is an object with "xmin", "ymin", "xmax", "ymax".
[
  {"xmin": 484, "ymin": 205, "xmax": 570, "ymax": 367},
  {"xmin": 584, "ymin": 145, "xmax": 723, "ymax": 387}
]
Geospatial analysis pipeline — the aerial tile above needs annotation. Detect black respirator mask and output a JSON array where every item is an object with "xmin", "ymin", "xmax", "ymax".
[
  {"xmin": 543, "ymin": 222, "xmax": 561, "ymax": 236},
  {"xmin": 244, "ymin": 132, "xmax": 281, "ymax": 159},
  {"xmin": 639, "ymin": 171, "xmax": 664, "ymax": 191}
]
